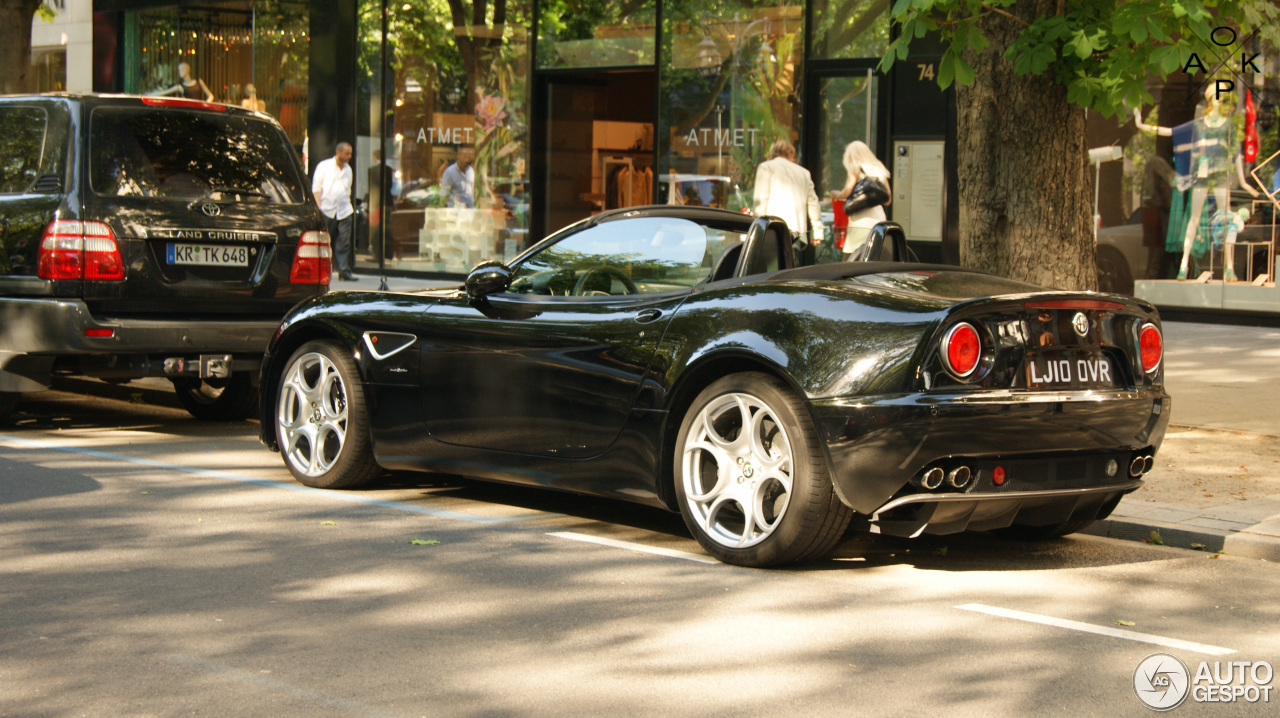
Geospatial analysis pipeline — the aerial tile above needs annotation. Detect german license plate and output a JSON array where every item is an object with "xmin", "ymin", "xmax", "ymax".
[
  {"xmin": 1025, "ymin": 350, "xmax": 1119, "ymax": 390},
  {"xmin": 166, "ymin": 244, "xmax": 249, "ymax": 266}
]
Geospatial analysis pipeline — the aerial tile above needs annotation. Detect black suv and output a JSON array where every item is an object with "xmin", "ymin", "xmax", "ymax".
[{"xmin": 0, "ymin": 94, "xmax": 331, "ymax": 421}]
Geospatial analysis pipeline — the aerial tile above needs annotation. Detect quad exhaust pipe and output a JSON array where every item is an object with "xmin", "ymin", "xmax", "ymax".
[
  {"xmin": 919, "ymin": 466, "xmax": 973, "ymax": 491},
  {"xmin": 1129, "ymin": 455, "xmax": 1154, "ymax": 477},
  {"xmin": 947, "ymin": 466, "xmax": 972, "ymax": 489}
]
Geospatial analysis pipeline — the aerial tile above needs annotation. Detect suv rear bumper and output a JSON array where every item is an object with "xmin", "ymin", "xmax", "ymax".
[{"xmin": 1, "ymin": 297, "xmax": 278, "ymax": 390}]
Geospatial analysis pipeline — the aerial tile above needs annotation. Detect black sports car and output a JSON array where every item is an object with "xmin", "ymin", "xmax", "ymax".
[{"xmin": 259, "ymin": 207, "xmax": 1170, "ymax": 567}]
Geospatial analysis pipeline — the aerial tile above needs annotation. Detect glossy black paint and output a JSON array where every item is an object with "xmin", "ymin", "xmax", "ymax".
[{"xmin": 260, "ymin": 207, "xmax": 1171, "ymax": 531}]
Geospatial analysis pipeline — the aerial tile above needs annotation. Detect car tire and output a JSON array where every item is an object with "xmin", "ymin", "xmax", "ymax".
[
  {"xmin": 0, "ymin": 392, "xmax": 18, "ymax": 423},
  {"xmin": 995, "ymin": 519, "xmax": 1095, "ymax": 541},
  {"xmin": 1096, "ymin": 246, "xmax": 1133, "ymax": 295},
  {"xmin": 275, "ymin": 339, "xmax": 379, "ymax": 489},
  {"xmin": 674, "ymin": 372, "xmax": 852, "ymax": 567},
  {"xmin": 171, "ymin": 374, "xmax": 259, "ymax": 421}
]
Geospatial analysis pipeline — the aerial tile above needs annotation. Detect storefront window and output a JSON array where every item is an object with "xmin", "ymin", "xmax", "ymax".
[
  {"xmin": 537, "ymin": 0, "xmax": 656, "ymax": 68},
  {"xmin": 120, "ymin": 1, "xmax": 309, "ymax": 148},
  {"xmin": 809, "ymin": 0, "xmax": 889, "ymax": 59},
  {"xmin": 659, "ymin": 1, "xmax": 805, "ymax": 215},
  {"xmin": 365, "ymin": 0, "xmax": 532, "ymax": 274}
]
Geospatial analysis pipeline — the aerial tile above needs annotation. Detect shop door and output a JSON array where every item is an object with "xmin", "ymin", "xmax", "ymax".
[
  {"xmin": 804, "ymin": 67, "xmax": 882, "ymax": 204},
  {"xmin": 535, "ymin": 70, "xmax": 656, "ymax": 240}
]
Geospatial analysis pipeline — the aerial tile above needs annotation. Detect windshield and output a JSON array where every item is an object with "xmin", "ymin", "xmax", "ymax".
[{"xmin": 89, "ymin": 107, "xmax": 304, "ymax": 203}]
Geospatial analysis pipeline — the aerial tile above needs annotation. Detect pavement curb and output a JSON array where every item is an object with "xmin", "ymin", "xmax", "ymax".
[{"xmin": 1084, "ymin": 516, "xmax": 1280, "ymax": 562}]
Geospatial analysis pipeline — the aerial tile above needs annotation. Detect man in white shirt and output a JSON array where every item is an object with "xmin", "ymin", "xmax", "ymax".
[
  {"xmin": 440, "ymin": 146, "xmax": 476, "ymax": 208},
  {"xmin": 312, "ymin": 142, "xmax": 355, "ymax": 280},
  {"xmin": 752, "ymin": 139, "xmax": 823, "ymax": 259}
]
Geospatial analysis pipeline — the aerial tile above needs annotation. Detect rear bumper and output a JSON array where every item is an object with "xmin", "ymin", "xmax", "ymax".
[
  {"xmin": 0, "ymin": 297, "xmax": 278, "ymax": 389},
  {"xmin": 809, "ymin": 387, "xmax": 1170, "ymax": 528}
]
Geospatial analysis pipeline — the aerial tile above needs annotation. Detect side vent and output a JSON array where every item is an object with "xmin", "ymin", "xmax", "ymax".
[{"xmin": 32, "ymin": 175, "xmax": 62, "ymax": 193}]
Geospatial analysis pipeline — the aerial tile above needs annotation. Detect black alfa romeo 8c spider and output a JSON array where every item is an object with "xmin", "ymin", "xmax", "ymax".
[{"xmin": 259, "ymin": 207, "xmax": 1169, "ymax": 567}]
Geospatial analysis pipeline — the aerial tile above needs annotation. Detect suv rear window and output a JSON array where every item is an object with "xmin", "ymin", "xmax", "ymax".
[
  {"xmin": 0, "ymin": 106, "xmax": 48, "ymax": 194},
  {"xmin": 89, "ymin": 107, "xmax": 304, "ymax": 204}
]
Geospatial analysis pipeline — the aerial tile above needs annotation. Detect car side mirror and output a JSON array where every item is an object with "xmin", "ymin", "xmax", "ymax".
[{"xmin": 465, "ymin": 261, "xmax": 511, "ymax": 299}]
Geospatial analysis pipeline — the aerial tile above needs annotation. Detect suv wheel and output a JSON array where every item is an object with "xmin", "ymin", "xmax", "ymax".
[{"xmin": 171, "ymin": 374, "xmax": 259, "ymax": 421}]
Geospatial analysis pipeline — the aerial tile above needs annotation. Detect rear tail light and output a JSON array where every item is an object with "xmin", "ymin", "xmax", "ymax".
[
  {"xmin": 1139, "ymin": 323, "xmax": 1162, "ymax": 373},
  {"xmin": 290, "ymin": 230, "xmax": 332, "ymax": 284},
  {"xmin": 941, "ymin": 322, "xmax": 982, "ymax": 379},
  {"xmin": 38, "ymin": 220, "xmax": 124, "ymax": 281}
]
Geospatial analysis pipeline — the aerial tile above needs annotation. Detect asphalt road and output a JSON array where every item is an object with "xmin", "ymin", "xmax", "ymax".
[{"xmin": 2, "ymin": 389, "xmax": 1279, "ymax": 717}]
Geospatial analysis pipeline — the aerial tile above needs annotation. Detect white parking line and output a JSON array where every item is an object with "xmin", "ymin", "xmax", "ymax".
[
  {"xmin": 0, "ymin": 433, "xmax": 554, "ymax": 525},
  {"xmin": 549, "ymin": 531, "xmax": 718, "ymax": 564},
  {"xmin": 955, "ymin": 603, "xmax": 1236, "ymax": 656}
]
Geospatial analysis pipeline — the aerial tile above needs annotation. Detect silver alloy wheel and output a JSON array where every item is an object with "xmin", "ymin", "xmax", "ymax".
[
  {"xmin": 277, "ymin": 351, "xmax": 348, "ymax": 477},
  {"xmin": 681, "ymin": 392, "xmax": 794, "ymax": 548}
]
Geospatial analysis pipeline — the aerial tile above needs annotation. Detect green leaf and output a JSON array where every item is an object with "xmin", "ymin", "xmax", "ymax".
[
  {"xmin": 1148, "ymin": 530, "xmax": 1163, "ymax": 545},
  {"xmin": 937, "ymin": 53, "xmax": 955, "ymax": 89},
  {"xmin": 321, "ymin": 521, "xmax": 337, "ymax": 526},
  {"xmin": 409, "ymin": 538, "xmax": 441, "ymax": 545},
  {"xmin": 969, "ymin": 27, "xmax": 988, "ymax": 53},
  {"xmin": 1116, "ymin": 619, "xmax": 1136, "ymax": 627},
  {"xmin": 953, "ymin": 55, "xmax": 974, "ymax": 86},
  {"xmin": 891, "ymin": 0, "xmax": 913, "ymax": 17}
]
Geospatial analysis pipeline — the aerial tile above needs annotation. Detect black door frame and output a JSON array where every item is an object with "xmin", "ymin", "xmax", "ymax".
[{"xmin": 801, "ymin": 58, "xmax": 892, "ymax": 199}]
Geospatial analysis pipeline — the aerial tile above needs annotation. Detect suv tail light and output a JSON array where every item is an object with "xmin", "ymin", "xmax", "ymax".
[
  {"xmin": 942, "ymin": 322, "xmax": 982, "ymax": 379},
  {"xmin": 38, "ymin": 220, "xmax": 125, "ymax": 281},
  {"xmin": 290, "ymin": 230, "xmax": 332, "ymax": 284},
  {"xmin": 1139, "ymin": 323, "xmax": 1162, "ymax": 373}
]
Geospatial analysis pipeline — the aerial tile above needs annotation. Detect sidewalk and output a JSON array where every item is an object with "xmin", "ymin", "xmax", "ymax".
[{"xmin": 1084, "ymin": 321, "xmax": 1280, "ymax": 560}]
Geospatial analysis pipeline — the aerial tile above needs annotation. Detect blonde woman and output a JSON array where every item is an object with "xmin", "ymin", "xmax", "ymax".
[{"xmin": 830, "ymin": 141, "xmax": 890, "ymax": 256}]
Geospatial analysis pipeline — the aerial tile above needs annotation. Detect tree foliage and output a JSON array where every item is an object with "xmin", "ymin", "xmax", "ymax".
[{"xmin": 881, "ymin": 0, "xmax": 1280, "ymax": 116}]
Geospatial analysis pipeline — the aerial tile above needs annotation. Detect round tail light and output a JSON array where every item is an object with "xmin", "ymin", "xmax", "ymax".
[
  {"xmin": 1139, "ymin": 323, "xmax": 1162, "ymax": 373},
  {"xmin": 942, "ymin": 322, "xmax": 982, "ymax": 379}
]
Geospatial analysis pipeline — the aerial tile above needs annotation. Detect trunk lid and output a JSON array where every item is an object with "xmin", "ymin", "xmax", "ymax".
[{"xmin": 79, "ymin": 100, "xmax": 325, "ymax": 317}]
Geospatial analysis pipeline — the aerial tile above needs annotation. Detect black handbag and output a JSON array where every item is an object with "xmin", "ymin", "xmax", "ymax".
[{"xmin": 843, "ymin": 177, "xmax": 889, "ymax": 215}]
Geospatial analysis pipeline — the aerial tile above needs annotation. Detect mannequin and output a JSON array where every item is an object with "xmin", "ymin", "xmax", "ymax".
[
  {"xmin": 150, "ymin": 62, "xmax": 214, "ymax": 102},
  {"xmin": 240, "ymin": 83, "xmax": 266, "ymax": 112},
  {"xmin": 1134, "ymin": 86, "xmax": 1258, "ymax": 279}
]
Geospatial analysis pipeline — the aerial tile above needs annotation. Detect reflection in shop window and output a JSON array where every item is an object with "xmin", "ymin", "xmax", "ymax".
[
  {"xmin": 537, "ymin": 0, "xmax": 656, "ymax": 68},
  {"xmin": 360, "ymin": 0, "xmax": 533, "ymax": 275},
  {"xmin": 660, "ymin": 2, "xmax": 805, "ymax": 215},
  {"xmin": 809, "ymin": 0, "xmax": 890, "ymax": 59}
]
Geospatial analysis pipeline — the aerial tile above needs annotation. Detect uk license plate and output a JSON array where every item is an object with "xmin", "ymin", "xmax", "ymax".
[
  {"xmin": 1025, "ymin": 350, "xmax": 1118, "ymax": 390},
  {"xmin": 166, "ymin": 244, "xmax": 249, "ymax": 266}
]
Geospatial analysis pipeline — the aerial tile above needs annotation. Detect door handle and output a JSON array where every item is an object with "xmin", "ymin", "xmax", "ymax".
[{"xmin": 634, "ymin": 308, "xmax": 663, "ymax": 323}]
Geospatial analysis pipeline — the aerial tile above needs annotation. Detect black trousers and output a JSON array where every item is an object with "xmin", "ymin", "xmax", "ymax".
[{"xmin": 325, "ymin": 214, "xmax": 353, "ymax": 275}]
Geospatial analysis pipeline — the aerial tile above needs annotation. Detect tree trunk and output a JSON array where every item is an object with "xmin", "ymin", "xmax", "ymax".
[
  {"xmin": 0, "ymin": 1, "xmax": 42, "ymax": 95},
  {"xmin": 957, "ymin": 0, "xmax": 1096, "ymax": 291}
]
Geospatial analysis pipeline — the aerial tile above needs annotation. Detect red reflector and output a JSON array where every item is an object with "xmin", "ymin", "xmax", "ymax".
[
  {"xmin": 943, "ymin": 322, "xmax": 981, "ymax": 378},
  {"xmin": 1139, "ymin": 323, "xmax": 1162, "ymax": 373},
  {"xmin": 84, "ymin": 328, "xmax": 114, "ymax": 338},
  {"xmin": 993, "ymin": 466, "xmax": 1006, "ymax": 486},
  {"xmin": 1024, "ymin": 299, "xmax": 1125, "ymax": 310},
  {"xmin": 140, "ymin": 96, "xmax": 227, "ymax": 112}
]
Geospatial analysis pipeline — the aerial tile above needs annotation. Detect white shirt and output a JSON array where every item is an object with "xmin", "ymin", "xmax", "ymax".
[
  {"xmin": 312, "ymin": 157, "xmax": 354, "ymax": 220},
  {"xmin": 752, "ymin": 157, "xmax": 823, "ymax": 241}
]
